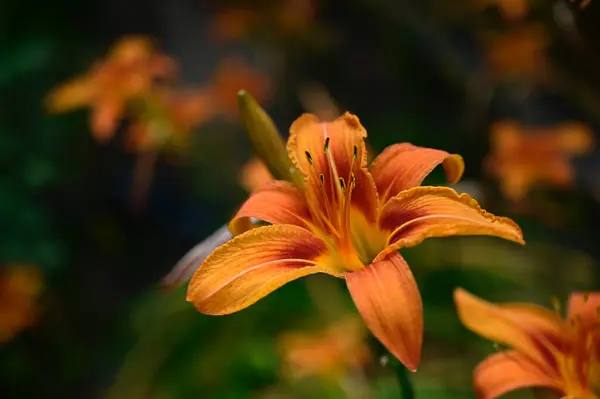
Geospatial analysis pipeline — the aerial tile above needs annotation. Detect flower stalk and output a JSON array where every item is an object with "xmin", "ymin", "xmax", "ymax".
[{"xmin": 394, "ymin": 360, "xmax": 416, "ymax": 399}]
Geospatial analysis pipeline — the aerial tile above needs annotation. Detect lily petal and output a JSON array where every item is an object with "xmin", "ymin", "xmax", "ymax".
[
  {"xmin": 454, "ymin": 289, "xmax": 564, "ymax": 372},
  {"xmin": 346, "ymin": 251, "xmax": 422, "ymax": 371},
  {"xmin": 566, "ymin": 292, "xmax": 600, "ymax": 330},
  {"xmin": 287, "ymin": 112, "xmax": 379, "ymax": 223},
  {"xmin": 551, "ymin": 123, "xmax": 594, "ymax": 155},
  {"xmin": 45, "ymin": 78, "xmax": 96, "ymax": 113},
  {"xmin": 229, "ymin": 180, "xmax": 313, "ymax": 235},
  {"xmin": 187, "ymin": 225, "xmax": 338, "ymax": 315},
  {"xmin": 474, "ymin": 351, "xmax": 564, "ymax": 399},
  {"xmin": 378, "ymin": 186, "xmax": 524, "ymax": 259},
  {"xmin": 91, "ymin": 96, "xmax": 125, "ymax": 141},
  {"xmin": 370, "ymin": 143, "xmax": 464, "ymax": 205}
]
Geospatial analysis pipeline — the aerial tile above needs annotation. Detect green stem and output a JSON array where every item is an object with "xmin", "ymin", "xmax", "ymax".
[
  {"xmin": 392, "ymin": 361, "xmax": 415, "ymax": 399},
  {"xmin": 369, "ymin": 336, "xmax": 416, "ymax": 398}
]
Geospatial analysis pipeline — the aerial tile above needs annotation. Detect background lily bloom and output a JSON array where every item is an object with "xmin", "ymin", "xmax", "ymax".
[
  {"xmin": 187, "ymin": 112, "xmax": 524, "ymax": 371},
  {"xmin": 125, "ymin": 88, "xmax": 213, "ymax": 153},
  {"xmin": 45, "ymin": 36, "xmax": 177, "ymax": 142},
  {"xmin": 278, "ymin": 317, "xmax": 371, "ymax": 380},
  {"xmin": 0, "ymin": 265, "xmax": 43, "ymax": 343},
  {"xmin": 485, "ymin": 120, "xmax": 594, "ymax": 202},
  {"xmin": 454, "ymin": 289, "xmax": 600, "ymax": 399},
  {"xmin": 484, "ymin": 24, "xmax": 548, "ymax": 82},
  {"xmin": 474, "ymin": 0, "xmax": 528, "ymax": 21},
  {"xmin": 240, "ymin": 157, "xmax": 274, "ymax": 193},
  {"xmin": 207, "ymin": 57, "xmax": 271, "ymax": 118}
]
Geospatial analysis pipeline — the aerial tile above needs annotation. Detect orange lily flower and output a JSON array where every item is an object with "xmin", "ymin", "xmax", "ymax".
[
  {"xmin": 278, "ymin": 317, "xmax": 371, "ymax": 380},
  {"xmin": 187, "ymin": 112, "xmax": 524, "ymax": 371},
  {"xmin": 126, "ymin": 88, "xmax": 213, "ymax": 152},
  {"xmin": 454, "ymin": 289, "xmax": 600, "ymax": 399},
  {"xmin": 208, "ymin": 57, "xmax": 271, "ymax": 117},
  {"xmin": 209, "ymin": 8, "xmax": 258, "ymax": 41},
  {"xmin": 485, "ymin": 120, "xmax": 594, "ymax": 202},
  {"xmin": 475, "ymin": 0, "xmax": 528, "ymax": 21},
  {"xmin": 273, "ymin": 0, "xmax": 316, "ymax": 37},
  {"xmin": 209, "ymin": 0, "xmax": 315, "ymax": 42},
  {"xmin": 46, "ymin": 36, "xmax": 176, "ymax": 141},
  {"xmin": 484, "ymin": 24, "xmax": 548, "ymax": 81},
  {"xmin": 0, "ymin": 265, "xmax": 43, "ymax": 343},
  {"xmin": 240, "ymin": 157, "xmax": 274, "ymax": 192}
]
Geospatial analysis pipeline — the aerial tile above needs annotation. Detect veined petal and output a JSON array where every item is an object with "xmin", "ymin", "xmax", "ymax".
[
  {"xmin": 346, "ymin": 252, "xmax": 422, "ymax": 371},
  {"xmin": 287, "ymin": 112, "xmax": 378, "ymax": 223},
  {"xmin": 187, "ymin": 225, "xmax": 338, "ymax": 315},
  {"xmin": 566, "ymin": 292, "xmax": 600, "ymax": 330},
  {"xmin": 229, "ymin": 180, "xmax": 313, "ymax": 235},
  {"xmin": 474, "ymin": 351, "xmax": 564, "ymax": 399},
  {"xmin": 377, "ymin": 186, "xmax": 524, "ymax": 259},
  {"xmin": 454, "ymin": 289, "xmax": 564, "ymax": 373},
  {"xmin": 370, "ymin": 143, "xmax": 464, "ymax": 204}
]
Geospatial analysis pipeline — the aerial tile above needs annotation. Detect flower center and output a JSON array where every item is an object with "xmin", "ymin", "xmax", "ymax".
[
  {"xmin": 557, "ymin": 301, "xmax": 600, "ymax": 398},
  {"xmin": 303, "ymin": 136, "xmax": 379, "ymax": 272}
]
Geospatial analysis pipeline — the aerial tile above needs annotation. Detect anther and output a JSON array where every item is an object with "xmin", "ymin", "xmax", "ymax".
[
  {"xmin": 339, "ymin": 178, "xmax": 346, "ymax": 191},
  {"xmin": 350, "ymin": 173, "xmax": 356, "ymax": 187},
  {"xmin": 353, "ymin": 145, "xmax": 358, "ymax": 160},
  {"xmin": 305, "ymin": 151, "xmax": 313, "ymax": 165},
  {"xmin": 319, "ymin": 174, "xmax": 324, "ymax": 186},
  {"xmin": 324, "ymin": 137, "xmax": 330, "ymax": 153},
  {"xmin": 584, "ymin": 293, "xmax": 590, "ymax": 303}
]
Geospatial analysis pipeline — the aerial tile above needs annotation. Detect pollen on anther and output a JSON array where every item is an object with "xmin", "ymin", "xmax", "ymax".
[
  {"xmin": 350, "ymin": 173, "xmax": 356, "ymax": 187},
  {"xmin": 324, "ymin": 137, "xmax": 330, "ymax": 153},
  {"xmin": 305, "ymin": 151, "xmax": 313, "ymax": 165}
]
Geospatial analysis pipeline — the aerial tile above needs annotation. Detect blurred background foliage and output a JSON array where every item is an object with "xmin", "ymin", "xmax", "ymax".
[{"xmin": 2, "ymin": 0, "xmax": 600, "ymax": 397}]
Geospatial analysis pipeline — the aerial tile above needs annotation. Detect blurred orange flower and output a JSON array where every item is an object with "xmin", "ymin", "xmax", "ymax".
[
  {"xmin": 485, "ymin": 120, "xmax": 594, "ymax": 201},
  {"xmin": 476, "ymin": 0, "xmax": 528, "ymax": 21},
  {"xmin": 485, "ymin": 24, "xmax": 548, "ymax": 81},
  {"xmin": 454, "ymin": 289, "xmax": 600, "ymax": 399},
  {"xmin": 274, "ymin": 0, "xmax": 316, "ymax": 37},
  {"xmin": 240, "ymin": 157, "xmax": 273, "ymax": 192},
  {"xmin": 572, "ymin": 0, "xmax": 593, "ymax": 9},
  {"xmin": 126, "ymin": 57, "xmax": 271, "ymax": 151},
  {"xmin": 187, "ymin": 112, "xmax": 524, "ymax": 371},
  {"xmin": 0, "ymin": 265, "xmax": 43, "ymax": 343},
  {"xmin": 46, "ymin": 36, "xmax": 176, "ymax": 142},
  {"xmin": 208, "ymin": 58, "xmax": 271, "ymax": 117},
  {"xmin": 126, "ymin": 89, "xmax": 213, "ymax": 152},
  {"xmin": 210, "ymin": 8, "xmax": 257, "ymax": 41},
  {"xmin": 209, "ymin": 0, "xmax": 316, "ymax": 41},
  {"xmin": 278, "ymin": 317, "xmax": 371, "ymax": 380}
]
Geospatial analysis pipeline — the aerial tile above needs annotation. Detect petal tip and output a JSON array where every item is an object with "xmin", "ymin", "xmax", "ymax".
[
  {"xmin": 402, "ymin": 358, "xmax": 420, "ymax": 373},
  {"xmin": 446, "ymin": 154, "xmax": 465, "ymax": 184}
]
